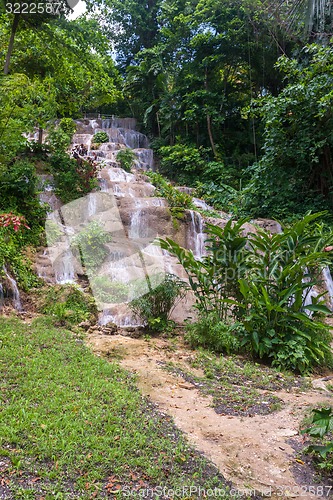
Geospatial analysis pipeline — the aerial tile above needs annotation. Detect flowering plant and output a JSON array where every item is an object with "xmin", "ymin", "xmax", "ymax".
[{"xmin": 0, "ymin": 213, "xmax": 30, "ymax": 232}]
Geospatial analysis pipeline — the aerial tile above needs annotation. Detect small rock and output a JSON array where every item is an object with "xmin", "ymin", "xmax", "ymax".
[
  {"xmin": 105, "ymin": 321, "xmax": 118, "ymax": 330},
  {"xmin": 178, "ymin": 382, "xmax": 194, "ymax": 390},
  {"xmin": 312, "ymin": 378, "xmax": 332, "ymax": 392},
  {"xmin": 78, "ymin": 320, "xmax": 91, "ymax": 330}
]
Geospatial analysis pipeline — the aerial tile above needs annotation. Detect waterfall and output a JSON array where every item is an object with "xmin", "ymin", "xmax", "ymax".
[
  {"xmin": 188, "ymin": 210, "xmax": 205, "ymax": 259},
  {"xmin": 3, "ymin": 266, "xmax": 23, "ymax": 311},
  {"xmin": 322, "ymin": 266, "xmax": 333, "ymax": 310},
  {"xmin": 0, "ymin": 283, "xmax": 4, "ymax": 309},
  {"xmin": 129, "ymin": 207, "xmax": 147, "ymax": 239},
  {"xmin": 38, "ymin": 118, "xmax": 199, "ymax": 327},
  {"xmin": 302, "ymin": 272, "xmax": 318, "ymax": 312},
  {"xmin": 133, "ymin": 148, "xmax": 154, "ymax": 170},
  {"xmin": 192, "ymin": 197, "xmax": 213, "ymax": 211},
  {"xmin": 88, "ymin": 193, "xmax": 97, "ymax": 218},
  {"xmin": 53, "ymin": 249, "xmax": 76, "ymax": 284}
]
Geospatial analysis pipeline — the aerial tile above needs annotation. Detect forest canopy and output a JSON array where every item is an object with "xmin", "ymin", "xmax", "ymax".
[{"xmin": 0, "ymin": 0, "xmax": 332, "ymax": 219}]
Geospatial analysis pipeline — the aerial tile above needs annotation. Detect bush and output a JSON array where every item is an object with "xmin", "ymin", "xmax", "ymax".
[
  {"xmin": 195, "ymin": 181, "xmax": 240, "ymax": 213},
  {"xmin": 160, "ymin": 212, "xmax": 333, "ymax": 373},
  {"xmin": 186, "ymin": 314, "xmax": 242, "ymax": 354},
  {"xmin": 303, "ymin": 407, "xmax": 333, "ymax": 475},
  {"xmin": 146, "ymin": 172, "xmax": 193, "ymax": 210},
  {"xmin": 49, "ymin": 152, "xmax": 98, "ymax": 203},
  {"xmin": 92, "ymin": 131, "xmax": 109, "ymax": 144},
  {"xmin": 38, "ymin": 284, "xmax": 97, "ymax": 326},
  {"xmin": 90, "ymin": 276, "xmax": 128, "ymax": 303},
  {"xmin": 160, "ymin": 218, "xmax": 249, "ymax": 321},
  {"xmin": 117, "ymin": 148, "xmax": 135, "ymax": 172},
  {"xmin": 158, "ymin": 144, "xmax": 208, "ymax": 185},
  {"xmin": 71, "ymin": 221, "xmax": 112, "ymax": 273},
  {"xmin": 238, "ymin": 213, "xmax": 333, "ymax": 373},
  {"xmin": 58, "ymin": 118, "xmax": 76, "ymax": 137},
  {"xmin": 0, "ymin": 159, "xmax": 46, "ymax": 245},
  {"xmin": 130, "ymin": 273, "xmax": 187, "ymax": 332},
  {"xmin": 0, "ymin": 214, "xmax": 41, "ymax": 291}
]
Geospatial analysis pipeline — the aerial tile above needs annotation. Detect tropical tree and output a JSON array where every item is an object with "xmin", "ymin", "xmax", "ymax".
[
  {"xmin": 269, "ymin": 0, "xmax": 332, "ymax": 41},
  {"xmin": 3, "ymin": 0, "xmax": 71, "ymax": 74},
  {"xmin": 242, "ymin": 43, "xmax": 333, "ymax": 218}
]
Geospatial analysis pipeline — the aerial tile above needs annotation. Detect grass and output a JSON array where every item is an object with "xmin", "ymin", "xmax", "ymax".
[
  {"xmin": 189, "ymin": 350, "xmax": 310, "ymax": 392},
  {"xmin": 0, "ymin": 316, "xmax": 231, "ymax": 499},
  {"xmin": 161, "ymin": 349, "xmax": 310, "ymax": 417}
]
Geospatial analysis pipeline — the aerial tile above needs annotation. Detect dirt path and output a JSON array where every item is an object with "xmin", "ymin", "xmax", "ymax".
[{"xmin": 87, "ymin": 333, "xmax": 333, "ymax": 499}]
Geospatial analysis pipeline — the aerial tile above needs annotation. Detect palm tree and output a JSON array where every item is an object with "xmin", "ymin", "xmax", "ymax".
[{"xmin": 271, "ymin": 0, "xmax": 332, "ymax": 41}]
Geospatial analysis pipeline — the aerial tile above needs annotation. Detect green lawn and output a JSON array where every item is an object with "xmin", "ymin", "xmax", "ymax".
[{"xmin": 0, "ymin": 316, "xmax": 231, "ymax": 499}]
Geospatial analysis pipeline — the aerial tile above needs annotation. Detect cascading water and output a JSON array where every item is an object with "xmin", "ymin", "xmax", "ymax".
[
  {"xmin": 192, "ymin": 198, "xmax": 213, "ymax": 211},
  {"xmin": 188, "ymin": 210, "xmax": 205, "ymax": 259},
  {"xmin": 88, "ymin": 193, "xmax": 97, "ymax": 218},
  {"xmin": 3, "ymin": 266, "xmax": 23, "ymax": 311},
  {"xmin": 0, "ymin": 283, "xmax": 4, "ymax": 309},
  {"xmin": 35, "ymin": 118, "xmax": 216, "ymax": 326},
  {"xmin": 53, "ymin": 249, "xmax": 76, "ymax": 284},
  {"xmin": 322, "ymin": 266, "xmax": 333, "ymax": 310}
]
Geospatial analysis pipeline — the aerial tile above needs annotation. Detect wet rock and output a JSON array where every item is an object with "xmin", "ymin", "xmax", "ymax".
[
  {"xmin": 312, "ymin": 377, "xmax": 333, "ymax": 392},
  {"xmin": 119, "ymin": 326, "xmax": 145, "ymax": 338},
  {"xmin": 78, "ymin": 320, "xmax": 92, "ymax": 330}
]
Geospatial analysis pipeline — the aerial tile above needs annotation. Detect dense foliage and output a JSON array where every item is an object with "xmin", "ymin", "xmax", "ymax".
[
  {"xmin": 160, "ymin": 213, "xmax": 333, "ymax": 373},
  {"xmin": 130, "ymin": 273, "xmax": 187, "ymax": 331},
  {"xmin": 242, "ymin": 44, "xmax": 333, "ymax": 218},
  {"xmin": 303, "ymin": 407, "xmax": 333, "ymax": 474},
  {"xmin": 116, "ymin": 148, "xmax": 136, "ymax": 172}
]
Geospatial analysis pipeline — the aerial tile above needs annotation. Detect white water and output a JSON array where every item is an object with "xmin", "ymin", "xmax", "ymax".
[
  {"xmin": 192, "ymin": 198, "xmax": 213, "ymax": 211},
  {"xmin": 322, "ymin": 266, "xmax": 333, "ymax": 310},
  {"xmin": 0, "ymin": 283, "xmax": 4, "ymax": 309},
  {"xmin": 188, "ymin": 210, "xmax": 205, "ymax": 259},
  {"xmin": 36, "ymin": 118, "xmax": 209, "ymax": 326},
  {"xmin": 88, "ymin": 193, "xmax": 97, "ymax": 218},
  {"xmin": 3, "ymin": 266, "xmax": 23, "ymax": 311},
  {"xmin": 53, "ymin": 249, "xmax": 76, "ymax": 284}
]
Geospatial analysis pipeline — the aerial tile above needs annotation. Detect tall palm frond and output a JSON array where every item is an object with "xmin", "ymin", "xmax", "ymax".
[{"xmin": 267, "ymin": 0, "xmax": 332, "ymax": 40}]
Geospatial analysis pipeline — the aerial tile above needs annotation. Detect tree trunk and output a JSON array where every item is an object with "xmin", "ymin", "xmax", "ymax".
[
  {"xmin": 206, "ymin": 113, "xmax": 216, "ymax": 157},
  {"xmin": 156, "ymin": 112, "xmax": 161, "ymax": 138},
  {"xmin": 204, "ymin": 67, "xmax": 216, "ymax": 157},
  {"xmin": 4, "ymin": 13, "xmax": 20, "ymax": 75},
  {"xmin": 38, "ymin": 127, "xmax": 43, "ymax": 144}
]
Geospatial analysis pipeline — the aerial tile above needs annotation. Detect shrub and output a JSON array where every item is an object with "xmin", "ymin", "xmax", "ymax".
[
  {"xmin": 58, "ymin": 118, "xmax": 76, "ymax": 137},
  {"xmin": 38, "ymin": 284, "xmax": 97, "ymax": 326},
  {"xmin": 49, "ymin": 152, "xmax": 98, "ymax": 203},
  {"xmin": 117, "ymin": 148, "xmax": 135, "ymax": 172},
  {"xmin": 0, "ymin": 159, "xmax": 46, "ymax": 245},
  {"xmin": 186, "ymin": 314, "xmax": 242, "ymax": 354},
  {"xmin": 158, "ymin": 144, "xmax": 208, "ymax": 185},
  {"xmin": 160, "ymin": 218, "xmax": 249, "ymax": 321},
  {"xmin": 90, "ymin": 276, "xmax": 128, "ymax": 303},
  {"xmin": 71, "ymin": 221, "xmax": 112, "ymax": 273},
  {"xmin": 92, "ymin": 131, "xmax": 109, "ymax": 144},
  {"xmin": 47, "ymin": 128, "xmax": 71, "ymax": 153},
  {"xmin": 160, "ymin": 212, "xmax": 333, "ymax": 373},
  {"xmin": 238, "ymin": 213, "xmax": 333, "ymax": 373},
  {"xmin": 195, "ymin": 181, "xmax": 240, "ymax": 213},
  {"xmin": 0, "ymin": 215, "xmax": 40, "ymax": 291},
  {"xmin": 146, "ymin": 172, "xmax": 193, "ymax": 210},
  {"xmin": 303, "ymin": 407, "xmax": 333, "ymax": 475},
  {"xmin": 130, "ymin": 273, "xmax": 187, "ymax": 331}
]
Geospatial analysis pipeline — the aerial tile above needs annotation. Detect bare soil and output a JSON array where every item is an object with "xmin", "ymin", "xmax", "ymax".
[{"xmin": 87, "ymin": 332, "xmax": 333, "ymax": 500}]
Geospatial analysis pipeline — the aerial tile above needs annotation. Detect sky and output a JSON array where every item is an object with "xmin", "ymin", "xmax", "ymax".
[{"xmin": 68, "ymin": 0, "xmax": 87, "ymax": 20}]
